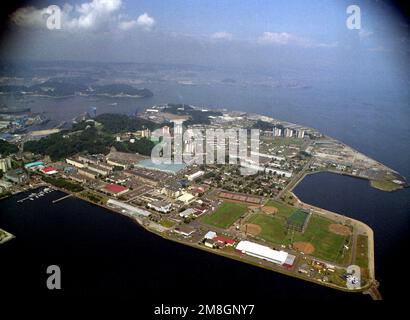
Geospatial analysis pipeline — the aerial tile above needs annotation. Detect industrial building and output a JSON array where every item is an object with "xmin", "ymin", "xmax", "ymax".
[
  {"xmin": 204, "ymin": 231, "xmax": 217, "ymax": 240},
  {"xmin": 78, "ymin": 155, "xmax": 99, "ymax": 165},
  {"xmin": 179, "ymin": 208, "xmax": 196, "ymax": 218},
  {"xmin": 236, "ymin": 241, "xmax": 289, "ymax": 265},
  {"xmin": 214, "ymin": 236, "xmax": 236, "ymax": 246},
  {"xmin": 187, "ymin": 170, "xmax": 204, "ymax": 181},
  {"xmin": 24, "ymin": 161, "xmax": 44, "ymax": 170},
  {"xmin": 78, "ymin": 168, "xmax": 98, "ymax": 179},
  {"xmin": 103, "ymin": 184, "xmax": 129, "ymax": 197},
  {"xmin": 87, "ymin": 164, "xmax": 110, "ymax": 176},
  {"xmin": 107, "ymin": 158, "xmax": 129, "ymax": 169},
  {"xmin": 66, "ymin": 157, "xmax": 86, "ymax": 168},
  {"xmin": 148, "ymin": 200, "xmax": 172, "ymax": 213},
  {"xmin": 177, "ymin": 192, "xmax": 195, "ymax": 204},
  {"xmin": 5, "ymin": 169, "xmax": 27, "ymax": 184},
  {"xmin": 107, "ymin": 199, "xmax": 151, "ymax": 217},
  {"xmin": 174, "ymin": 225, "xmax": 195, "ymax": 237},
  {"xmin": 162, "ymin": 183, "xmax": 182, "ymax": 198},
  {"xmin": 41, "ymin": 166, "xmax": 58, "ymax": 175}
]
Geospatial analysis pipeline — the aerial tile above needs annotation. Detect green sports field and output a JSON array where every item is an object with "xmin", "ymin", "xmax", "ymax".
[
  {"xmin": 264, "ymin": 200, "xmax": 296, "ymax": 218},
  {"xmin": 247, "ymin": 214, "xmax": 288, "ymax": 244},
  {"xmin": 246, "ymin": 201, "xmax": 351, "ymax": 263},
  {"xmin": 202, "ymin": 201, "xmax": 248, "ymax": 229},
  {"xmin": 292, "ymin": 216, "xmax": 349, "ymax": 263}
]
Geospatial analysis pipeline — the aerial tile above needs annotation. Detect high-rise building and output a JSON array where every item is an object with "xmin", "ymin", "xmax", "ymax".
[
  {"xmin": 141, "ymin": 128, "xmax": 151, "ymax": 138},
  {"xmin": 273, "ymin": 127, "xmax": 282, "ymax": 137},
  {"xmin": 0, "ymin": 157, "xmax": 12, "ymax": 173},
  {"xmin": 162, "ymin": 126, "xmax": 171, "ymax": 136},
  {"xmin": 284, "ymin": 128, "xmax": 293, "ymax": 137}
]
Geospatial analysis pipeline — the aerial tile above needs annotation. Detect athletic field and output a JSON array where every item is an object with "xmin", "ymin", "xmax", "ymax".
[{"xmin": 202, "ymin": 201, "xmax": 248, "ymax": 229}]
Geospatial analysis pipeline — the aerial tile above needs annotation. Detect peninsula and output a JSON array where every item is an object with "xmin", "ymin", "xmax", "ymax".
[{"xmin": 1, "ymin": 104, "xmax": 406, "ymax": 300}]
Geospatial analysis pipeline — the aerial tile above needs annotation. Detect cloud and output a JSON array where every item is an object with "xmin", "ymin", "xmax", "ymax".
[
  {"xmin": 210, "ymin": 31, "xmax": 233, "ymax": 41},
  {"xmin": 118, "ymin": 19, "xmax": 137, "ymax": 31},
  {"xmin": 67, "ymin": 0, "xmax": 122, "ymax": 30},
  {"xmin": 10, "ymin": 0, "xmax": 155, "ymax": 32},
  {"xmin": 10, "ymin": 6, "xmax": 49, "ymax": 28},
  {"xmin": 136, "ymin": 13, "xmax": 155, "ymax": 31},
  {"xmin": 257, "ymin": 32, "xmax": 293, "ymax": 45},
  {"xmin": 257, "ymin": 31, "xmax": 338, "ymax": 49}
]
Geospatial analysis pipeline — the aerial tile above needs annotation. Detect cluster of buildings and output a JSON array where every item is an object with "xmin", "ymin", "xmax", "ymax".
[
  {"xmin": 64, "ymin": 155, "xmax": 132, "ymax": 196},
  {"xmin": 200, "ymin": 231, "xmax": 296, "ymax": 269}
]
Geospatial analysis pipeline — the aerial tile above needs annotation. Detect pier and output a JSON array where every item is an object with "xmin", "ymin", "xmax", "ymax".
[{"xmin": 52, "ymin": 194, "xmax": 73, "ymax": 203}]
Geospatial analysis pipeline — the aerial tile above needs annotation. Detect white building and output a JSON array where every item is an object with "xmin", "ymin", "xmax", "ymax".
[
  {"xmin": 174, "ymin": 225, "xmax": 195, "ymax": 237},
  {"xmin": 148, "ymin": 200, "xmax": 172, "ymax": 213},
  {"xmin": 204, "ymin": 231, "xmax": 217, "ymax": 240},
  {"xmin": 162, "ymin": 126, "xmax": 170, "ymax": 136},
  {"xmin": 297, "ymin": 130, "xmax": 305, "ymax": 139},
  {"xmin": 177, "ymin": 192, "xmax": 195, "ymax": 204},
  {"xmin": 236, "ymin": 241, "xmax": 289, "ymax": 265},
  {"xmin": 66, "ymin": 158, "xmax": 86, "ymax": 168},
  {"xmin": 284, "ymin": 128, "xmax": 293, "ymax": 138},
  {"xmin": 179, "ymin": 208, "xmax": 196, "ymax": 218},
  {"xmin": 107, "ymin": 199, "xmax": 151, "ymax": 217},
  {"xmin": 187, "ymin": 170, "xmax": 204, "ymax": 181},
  {"xmin": 0, "ymin": 158, "xmax": 12, "ymax": 173},
  {"xmin": 273, "ymin": 127, "xmax": 282, "ymax": 137}
]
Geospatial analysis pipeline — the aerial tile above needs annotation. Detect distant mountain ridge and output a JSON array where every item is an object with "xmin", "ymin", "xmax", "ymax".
[{"xmin": 0, "ymin": 78, "xmax": 153, "ymax": 98}]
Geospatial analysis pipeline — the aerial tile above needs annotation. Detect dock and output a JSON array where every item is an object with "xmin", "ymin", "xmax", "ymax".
[{"xmin": 52, "ymin": 194, "xmax": 73, "ymax": 203}]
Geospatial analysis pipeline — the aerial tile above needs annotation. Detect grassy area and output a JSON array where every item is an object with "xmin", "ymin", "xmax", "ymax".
[
  {"xmin": 158, "ymin": 218, "xmax": 176, "ymax": 228},
  {"xmin": 355, "ymin": 234, "xmax": 369, "ymax": 269},
  {"xmin": 247, "ymin": 210, "xmax": 350, "ymax": 263},
  {"xmin": 202, "ymin": 201, "xmax": 248, "ymax": 229},
  {"xmin": 292, "ymin": 216, "xmax": 349, "ymax": 263},
  {"xmin": 247, "ymin": 214, "xmax": 288, "ymax": 244},
  {"xmin": 42, "ymin": 176, "xmax": 84, "ymax": 192},
  {"xmin": 80, "ymin": 191, "xmax": 107, "ymax": 205},
  {"xmin": 370, "ymin": 179, "xmax": 401, "ymax": 192},
  {"xmin": 264, "ymin": 200, "xmax": 296, "ymax": 218}
]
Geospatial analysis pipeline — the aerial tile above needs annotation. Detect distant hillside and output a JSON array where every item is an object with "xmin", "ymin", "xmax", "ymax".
[
  {"xmin": 0, "ymin": 80, "xmax": 153, "ymax": 98},
  {"xmin": 87, "ymin": 84, "xmax": 153, "ymax": 98},
  {"xmin": 164, "ymin": 103, "xmax": 222, "ymax": 125},
  {"xmin": 29, "ymin": 80, "xmax": 88, "ymax": 96}
]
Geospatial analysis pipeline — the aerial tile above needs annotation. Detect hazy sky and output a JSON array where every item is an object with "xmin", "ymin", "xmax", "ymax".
[{"xmin": 1, "ymin": 0, "xmax": 409, "ymax": 80}]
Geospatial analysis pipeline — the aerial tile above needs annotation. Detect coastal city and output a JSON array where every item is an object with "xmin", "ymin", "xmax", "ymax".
[{"xmin": 1, "ymin": 103, "xmax": 406, "ymax": 300}]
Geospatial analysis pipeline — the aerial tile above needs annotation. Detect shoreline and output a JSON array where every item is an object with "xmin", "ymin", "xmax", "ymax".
[{"xmin": 13, "ymin": 182, "xmax": 379, "ymax": 298}]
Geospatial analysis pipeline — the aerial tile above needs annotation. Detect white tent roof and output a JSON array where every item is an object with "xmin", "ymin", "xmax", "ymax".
[{"xmin": 236, "ymin": 241, "xmax": 288, "ymax": 264}]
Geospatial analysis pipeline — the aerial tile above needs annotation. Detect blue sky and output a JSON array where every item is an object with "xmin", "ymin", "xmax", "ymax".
[{"xmin": 2, "ymin": 0, "xmax": 409, "ymax": 79}]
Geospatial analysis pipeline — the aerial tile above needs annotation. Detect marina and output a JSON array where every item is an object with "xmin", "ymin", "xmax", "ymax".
[{"xmin": 16, "ymin": 187, "xmax": 54, "ymax": 203}]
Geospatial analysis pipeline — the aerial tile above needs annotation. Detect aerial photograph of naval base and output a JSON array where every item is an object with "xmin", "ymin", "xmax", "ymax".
[
  {"xmin": 1, "ymin": 0, "xmax": 410, "ymax": 311},
  {"xmin": 1, "ymin": 102, "xmax": 407, "ymax": 301}
]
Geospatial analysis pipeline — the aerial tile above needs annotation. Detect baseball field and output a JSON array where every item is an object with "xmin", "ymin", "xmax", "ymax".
[{"xmin": 201, "ymin": 201, "xmax": 248, "ymax": 229}]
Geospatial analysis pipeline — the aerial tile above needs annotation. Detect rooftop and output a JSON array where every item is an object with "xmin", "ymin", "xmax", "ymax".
[{"xmin": 104, "ymin": 183, "xmax": 128, "ymax": 194}]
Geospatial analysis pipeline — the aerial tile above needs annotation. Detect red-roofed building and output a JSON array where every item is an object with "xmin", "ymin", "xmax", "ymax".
[
  {"xmin": 103, "ymin": 183, "xmax": 129, "ymax": 196},
  {"xmin": 41, "ymin": 166, "xmax": 58, "ymax": 175},
  {"xmin": 214, "ymin": 236, "xmax": 236, "ymax": 246}
]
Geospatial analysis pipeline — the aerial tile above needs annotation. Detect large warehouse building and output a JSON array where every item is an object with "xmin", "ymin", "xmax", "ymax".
[
  {"xmin": 107, "ymin": 199, "xmax": 151, "ymax": 217},
  {"xmin": 236, "ymin": 241, "xmax": 289, "ymax": 265}
]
